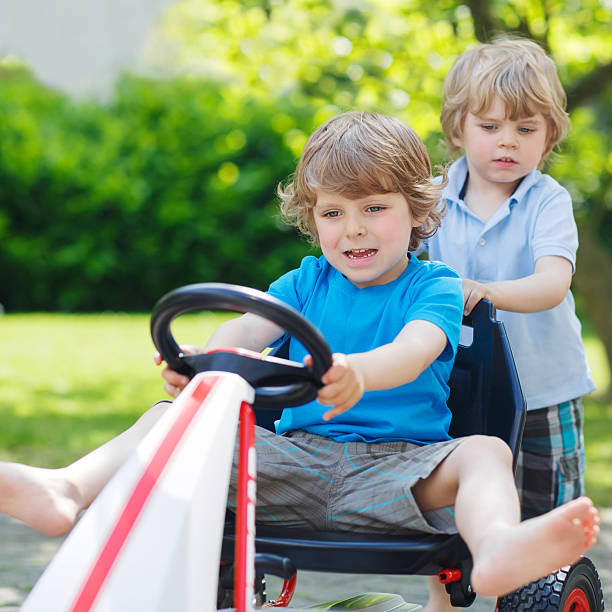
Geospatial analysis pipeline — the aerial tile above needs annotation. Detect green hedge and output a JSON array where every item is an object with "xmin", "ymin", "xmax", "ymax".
[{"xmin": 0, "ymin": 67, "xmax": 320, "ymax": 311}]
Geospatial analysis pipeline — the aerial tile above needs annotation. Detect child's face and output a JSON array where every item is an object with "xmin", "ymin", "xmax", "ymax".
[
  {"xmin": 453, "ymin": 97, "xmax": 549, "ymax": 192},
  {"xmin": 313, "ymin": 190, "xmax": 420, "ymax": 288}
]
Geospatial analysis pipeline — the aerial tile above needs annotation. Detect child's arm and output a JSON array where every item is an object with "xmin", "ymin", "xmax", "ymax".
[
  {"xmin": 157, "ymin": 313, "xmax": 284, "ymax": 397},
  {"xmin": 205, "ymin": 313, "xmax": 284, "ymax": 352},
  {"xmin": 308, "ymin": 319, "xmax": 447, "ymax": 421},
  {"xmin": 462, "ymin": 255, "xmax": 572, "ymax": 315}
]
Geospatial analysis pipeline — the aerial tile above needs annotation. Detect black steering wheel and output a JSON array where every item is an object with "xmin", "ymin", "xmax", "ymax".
[{"xmin": 150, "ymin": 283, "xmax": 333, "ymax": 409}]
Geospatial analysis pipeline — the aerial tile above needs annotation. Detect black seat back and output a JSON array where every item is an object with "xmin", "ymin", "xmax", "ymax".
[{"xmin": 448, "ymin": 300, "xmax": 525, "ymax": 462}]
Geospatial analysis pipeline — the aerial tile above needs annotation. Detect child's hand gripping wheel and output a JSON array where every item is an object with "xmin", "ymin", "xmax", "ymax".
[{"xmin": 150, "ymin": 282, "xmax": 333, "ymax": 409}]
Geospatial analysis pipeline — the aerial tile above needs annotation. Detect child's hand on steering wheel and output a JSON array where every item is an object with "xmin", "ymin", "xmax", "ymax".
[
  {"xmin": 305, "ymin": 353, "xmax": 365, "ymax": 421},
  {"xmin": 154, "ymin": 344, "xmax": 203, "ymax": 398}
]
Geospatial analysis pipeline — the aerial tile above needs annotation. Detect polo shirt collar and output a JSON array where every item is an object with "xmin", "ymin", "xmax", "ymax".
[
  {"xmin": 443, "ymin": 156, "xmax": 542, "ymax": 208},
  {"xmin": 443, "ymin": 156, "xmax": 469, "ymax": 204},
  {"xmin": 511, "ymin": 165, "xmax": 541, "ymax": 203}
]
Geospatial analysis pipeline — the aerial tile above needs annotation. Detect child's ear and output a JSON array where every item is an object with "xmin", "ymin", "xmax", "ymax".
[{"xmin": 451, "ymin": 132, "xmax": 464, "ymax": 148}]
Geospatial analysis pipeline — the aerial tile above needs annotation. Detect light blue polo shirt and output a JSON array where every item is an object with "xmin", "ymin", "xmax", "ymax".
[
  {"xmin": 267, "ymin": 254, "xmax": 464, "ymax": 444},
  {"xmin": 425, "ymin": 156, "xmax": 595, "ymax": 410}
]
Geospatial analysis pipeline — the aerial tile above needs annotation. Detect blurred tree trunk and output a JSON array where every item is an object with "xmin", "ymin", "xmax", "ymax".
[{"xmin": 574, "ymin": 223, "xmax": 612, "ymax": 399}]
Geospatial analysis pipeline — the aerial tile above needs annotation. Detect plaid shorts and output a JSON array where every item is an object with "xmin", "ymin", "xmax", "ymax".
[
  {"xmin": 515, "ymin": 398, "xmax": 585, "ymax": 520},
  {"xmin": 228, "ymin": 427, "xmax": 464, "ymax": 535}
]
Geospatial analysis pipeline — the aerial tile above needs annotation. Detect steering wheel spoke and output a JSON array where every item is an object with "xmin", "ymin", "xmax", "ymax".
[{"xmin": 180, "ymin": 352, "xmax": 321, "ymax": 388}]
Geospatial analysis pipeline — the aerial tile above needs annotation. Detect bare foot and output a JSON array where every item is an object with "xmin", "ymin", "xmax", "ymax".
[
  {"xmin": 0, "ymin": 462, "xmax": 83, "ymax": 537},
  {"xmin": 470, "ymin": 496, "xmax": 600, "ymax": 597}
]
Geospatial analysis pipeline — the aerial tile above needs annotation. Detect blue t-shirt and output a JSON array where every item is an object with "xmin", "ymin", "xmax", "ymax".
[
  {"xmin": 267, "ymin": 254, "xmax": 463, "ymax": 444},
  {"xmin": 425, "ymin": 157, "xmax": 595, "ymax": 410}
]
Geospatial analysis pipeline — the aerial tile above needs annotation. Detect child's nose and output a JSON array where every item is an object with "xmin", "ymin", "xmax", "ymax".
[
  {"xmin": 498, "ymin": 127, "xmax": 518, "ymax": 148},
  {"xmin": 345, "ymin": 215, "xmax": 366, "ymax": 237}
]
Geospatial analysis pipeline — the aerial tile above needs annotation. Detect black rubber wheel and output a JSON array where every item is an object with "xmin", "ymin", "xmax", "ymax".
[{"xmin": 496, "ymin": 557, "xmax": 604, "ymax": 611}]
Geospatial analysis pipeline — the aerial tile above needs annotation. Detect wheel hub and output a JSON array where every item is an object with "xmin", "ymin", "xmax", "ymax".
[{"xmin": 563, "ymin": 587, "xmax": 591, "ymax": 612}]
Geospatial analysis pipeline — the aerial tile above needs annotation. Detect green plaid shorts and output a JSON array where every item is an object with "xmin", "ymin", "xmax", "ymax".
[{"xmin": 515, "ymin": 398, "xmax": 586, "ymax": 520}]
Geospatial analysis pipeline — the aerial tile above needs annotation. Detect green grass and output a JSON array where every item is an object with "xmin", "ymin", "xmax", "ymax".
[
  {"xmin": 583, "ymin": 399, "xmax": 612, "ymax": 507},
  {"xmin": 1, "ymin": 312, "xmax": 611, "ymax": 506},
  {"xmin": 582, "ymin": 335, "xmax": 612, "ymax": 507},
  {"xmin": 0, "ymin": 312, "xmax": 233, "ymax": 467}
]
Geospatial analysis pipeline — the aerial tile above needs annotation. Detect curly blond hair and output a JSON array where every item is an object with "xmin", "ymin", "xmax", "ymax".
[
  {"xmin": 441, "ymin": 36, "xmax": 570, "ymax": 162},
  {"xmin": 278, "ymin": 111, "xmax": 446, "ymax": 251}
]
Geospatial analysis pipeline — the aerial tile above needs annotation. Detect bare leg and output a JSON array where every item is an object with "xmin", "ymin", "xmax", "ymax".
[
  {"xmin": 423, "ymin": 576, "xmax": 454, "ymax": 612},
  {"xmin": 0, "ymin": 401, "xmax": 169, "ymax": 537},
  {"xmin": 413, "ymin": 435, "xmax": 600, "ymax": 598}
]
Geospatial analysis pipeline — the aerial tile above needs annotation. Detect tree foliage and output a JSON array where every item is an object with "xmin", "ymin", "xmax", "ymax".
[
  {"xmin": 1, "ymin": 0, "xmax": 611, "ymax": 377},
  {"xmin": 150, "ymin": 0, "xmax": 612, "ymax": 379},
  {"xmin": 0, "ymin": 65, "xmax": 320, "ymax": 310}
]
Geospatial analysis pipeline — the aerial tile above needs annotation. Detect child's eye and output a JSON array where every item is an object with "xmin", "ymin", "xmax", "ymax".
[
  {"xmin": 323, "ymin": 210, "xmax": 341, "ymax": 218},
  {"xmin": 518, "ymin": 127, "xmax": 535, "ymax": 134},
  {"xmin": 367, "ymin": 205, "xmax": 384, "ymax": 213},
  {"xmin": 481, "ymin": 124, "xmax": 496, "ymax": 131}
]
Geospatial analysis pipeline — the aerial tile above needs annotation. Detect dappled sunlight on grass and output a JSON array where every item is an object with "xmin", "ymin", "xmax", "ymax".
[
  {"xmin": 1, "ymin": 313, "xmax": 611, "ymax": 508},
  {"xmin": 582, "ymin": 334, "xmax": 612, "ymax": 505},
  {"xmin": 584, "ymin": 398, "xmax": 612, "ymax": 507},
  {"xmin": 584, "ymin": 335, "xmax": 611, "ymax": 398},
  {"xmin": 0, "ymin": 312, "xmax": 232, "ymax": 467}
]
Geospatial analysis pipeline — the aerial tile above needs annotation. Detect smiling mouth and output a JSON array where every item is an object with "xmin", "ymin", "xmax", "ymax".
[
  {"xmin": 345, "ymin": 248, "xmax": 377, "ymax": 259},
  {"xmin": 494, "ymin": 157, "xmax": 517, "ymax": 164}
]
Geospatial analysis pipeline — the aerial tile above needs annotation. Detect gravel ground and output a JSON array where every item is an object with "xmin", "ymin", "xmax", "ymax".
[{"xmin": 2, "ymin": 509, "xmax": 611, "ymax": 610}]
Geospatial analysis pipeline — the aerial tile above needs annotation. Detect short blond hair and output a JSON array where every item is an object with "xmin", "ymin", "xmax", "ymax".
[
  {"xmin": 278, "ymin": 112, "xmax": 446, "ymax": 251},
  {"xmin": 441, "ymin": 37, "xmax": 570, "ymax": 160}
]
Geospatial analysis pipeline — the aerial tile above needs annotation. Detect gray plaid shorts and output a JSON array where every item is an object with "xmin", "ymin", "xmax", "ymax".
[
  {"xmin": 228, "ymin": 427, "xmax": 465, "ymax": 535},
  {"xmin": 515, "ymin": 398, "xmax": 585, "ymax": 520}
]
